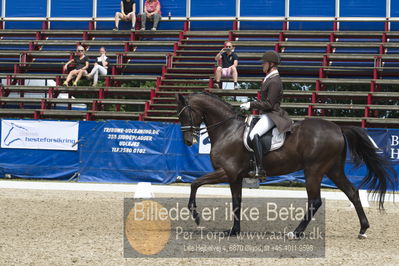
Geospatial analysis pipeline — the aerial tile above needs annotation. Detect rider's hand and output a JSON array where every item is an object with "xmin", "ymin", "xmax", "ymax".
[{"xmin": 240, "ymin": 102, "xmax": 251, "ymax": 110}]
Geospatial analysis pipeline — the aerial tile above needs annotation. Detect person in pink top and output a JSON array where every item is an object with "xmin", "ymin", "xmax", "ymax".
[{"xmin": 140, "ymin": 0, "xmax": 162, "ymax": 31}]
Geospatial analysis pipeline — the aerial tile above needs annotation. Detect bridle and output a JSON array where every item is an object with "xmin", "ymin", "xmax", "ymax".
[
  {"xmin": 178, "ymin": 102, "xmax": 238, "ymax": 138},
  {"xmin": 178, "ymin": 104, "xmax": 202, "ymax": 138}
]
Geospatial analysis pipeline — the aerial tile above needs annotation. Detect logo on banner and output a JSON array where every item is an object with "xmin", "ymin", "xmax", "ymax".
[
  {"xmin": 1, "ymin": 120, "xmax": 79, "ymax": 151},
  {"xmin": 391, "ymin": 135, "xmax": 399, "ymax": 160},
  {"xmin": 199, "ymin": 124, "xmax": 211, "ymax": 154},
  {"xmin": 3, "ymin": 122, "xmax": 29, "ymax": 146}
]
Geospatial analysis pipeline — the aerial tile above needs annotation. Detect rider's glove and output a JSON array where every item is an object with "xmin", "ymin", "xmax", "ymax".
[{"xmin": 240, "ymin": 102, "xmax": 251, "ymax": 110}]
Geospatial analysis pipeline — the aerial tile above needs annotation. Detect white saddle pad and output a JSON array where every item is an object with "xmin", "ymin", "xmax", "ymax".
[{"xmin": 243, "ymin": 115, "xmax": 286, "ymax": 153}]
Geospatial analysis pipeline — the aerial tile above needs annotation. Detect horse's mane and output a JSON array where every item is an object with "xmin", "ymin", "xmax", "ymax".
[{"xmin": 189, "ymin": 92, "xmax": 239, "ymax": 115}]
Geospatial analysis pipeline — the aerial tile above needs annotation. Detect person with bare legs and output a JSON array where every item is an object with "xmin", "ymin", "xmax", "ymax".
[
  {"xmin": 114, "ymin": 0, "xmax": 136, "ymax": 31},
  {"xmin": 214, "ymin": 41, "xmax": 239, "ymax": 89},
  {"xmin": 63, "ymin": 46, "xmax": 90, "ymax": 86}
]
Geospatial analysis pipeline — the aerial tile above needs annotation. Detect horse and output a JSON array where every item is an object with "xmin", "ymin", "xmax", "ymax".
[{"xmin": 176, "ymin": 92, "xmax": 397, "ymax": 239}]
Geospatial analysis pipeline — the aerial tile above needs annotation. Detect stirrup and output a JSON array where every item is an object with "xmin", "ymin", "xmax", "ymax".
[{"xmin": 248, "ymin": 168, "xmax": 266, "ymax": 179}]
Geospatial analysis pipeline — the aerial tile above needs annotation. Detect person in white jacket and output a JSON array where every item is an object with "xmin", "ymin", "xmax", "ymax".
[{"xmin": 87, "ymin": 47, "xmax": 109, "ymax": 87}]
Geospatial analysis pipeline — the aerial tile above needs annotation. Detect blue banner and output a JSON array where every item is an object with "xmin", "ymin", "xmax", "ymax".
[
  {"xmin": 77, "ymin": 120, "xmax": 212, "ymax": 183},
  {"xmin": 0, "ymin": 119, "xmax": 397, "ymax": 191}
]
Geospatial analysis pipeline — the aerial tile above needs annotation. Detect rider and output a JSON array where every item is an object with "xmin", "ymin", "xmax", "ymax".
[{"xmin": 240, "ymin": 50, "xmax": 293, "ymax": 178}]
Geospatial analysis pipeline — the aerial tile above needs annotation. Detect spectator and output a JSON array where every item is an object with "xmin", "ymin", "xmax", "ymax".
[
  {"xmin": 140, "ymin": 0, "xmax": 162, "ymax": 31},
  {"xmin": 63, "ymin": 46, "xmax": 89, "ymax": 86},
  {"xmin": 214, "ymin": 41, "xmax": 239, "ymax": 89},
  {"xmin": 86, "ymin": 47, "xmax": 109, "ymax": 87},
  {"xmin": 114, "ymin": 0, "xmax": 136, "ymax": 31}
]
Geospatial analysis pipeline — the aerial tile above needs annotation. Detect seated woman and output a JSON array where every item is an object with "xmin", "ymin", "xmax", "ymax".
[
  {"xmin": 140, "ymin": 0, "xmax": 162, "ymax": 31},
  {"xmin": 87, "ymin": 47, "xmax": 109, "ymax": 87},
  {"xmin": 114, "ymin": 0, "xmax": 136, "ymax": 31},
  {"xmin": 63, "ymin": 46, "xmax": 90, "ymax": 86}
]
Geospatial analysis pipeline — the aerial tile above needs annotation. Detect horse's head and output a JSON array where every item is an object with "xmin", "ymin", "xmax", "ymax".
[{"xmin": 176, "ymin": 94, "xmax": 203, "ymax": 146}]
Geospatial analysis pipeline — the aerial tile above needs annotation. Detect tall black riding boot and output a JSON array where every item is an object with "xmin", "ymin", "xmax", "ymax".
[{"xmin": 249, "ymin": 134, "xmax": 266, "ymax": 178}]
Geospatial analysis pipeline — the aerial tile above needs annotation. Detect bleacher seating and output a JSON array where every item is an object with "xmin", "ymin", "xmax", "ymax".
[{"xmin": 1, "ymin": 28, "xmax": 399, "ymax": 127}]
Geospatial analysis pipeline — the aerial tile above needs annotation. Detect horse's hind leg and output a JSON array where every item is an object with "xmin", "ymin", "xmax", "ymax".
[
  {"xmin": 327, "ymin": 166, "xmax": 370, "ymax": 239},
  {"xmin": 291, "ymin": 167, "xmax": 324, "ymax": 238},
  {"xmin": 188, "ymin": 168, "xmax": 228, "ymax": 225}
]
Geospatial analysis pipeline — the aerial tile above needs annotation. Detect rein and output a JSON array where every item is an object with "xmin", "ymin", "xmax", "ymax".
[{"xmin": 179, "ymin": 104, "xmax": 237, "ymax": 137}]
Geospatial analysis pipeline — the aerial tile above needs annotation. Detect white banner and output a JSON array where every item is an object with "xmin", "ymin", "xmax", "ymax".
[
  {"xmin": 1, "ymin": 120, "xmax": 79, "ymax": 151},
  {"xmin": 199, "ymin": 124, "xmax": 211, "ymax": 154}
]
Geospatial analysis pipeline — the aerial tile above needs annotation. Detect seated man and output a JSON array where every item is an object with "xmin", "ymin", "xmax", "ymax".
[
  {"xmin": 140, "ymin": 0, "xmax": 162, "ymax": 31},
  {"xmin": 214, "ymin": 41, "xmax": 239, "ymax": 89},
  {"xmin": 114, "ymin": 0, "xmax": 136, "ymax": 31}
]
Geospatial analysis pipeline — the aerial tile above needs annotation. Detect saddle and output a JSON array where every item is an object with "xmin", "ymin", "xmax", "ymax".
[{"xmin": 243, "ymin": 115, "xmax": 286, "ymax": 153}]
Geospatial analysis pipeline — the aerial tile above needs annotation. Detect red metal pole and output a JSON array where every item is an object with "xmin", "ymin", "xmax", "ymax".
[
  {"xmin": 361, "ymin": 119, "xmax": 366, "ymax": 128},
  {"xmin": 144, "ymin": 102, "xmax": 150, "ymax": 116},
  {"xmin": 315, "ymin": 80, "xmax": 321, "ymax": 91},
  {"xmin": 124, "ymin": 42, "xmax": 130, "ymax": 52},
  {"xmin": 89, "ymin": 20, "xmax": 95, "ymax": 31},
  {"xmin": 311, "ymin": 92, "xmax": 316, "ymax": 104},
  {"xmin": 329, "ymin": 32, "xmax": 335, "ymax": 42},
  {"xmin": 150, "ymin": 89, "xmax": 156, "ymax": 102},
  {"xmin": 384, "ymin": 18, "xmax": 389, "ymax": 32},
  {"xmin": 99, "ymin": 88, "xmax": 104, "ymax": 99},
  {"xmin": 326, "ymin": 43, "xmax": 332, "ymax": 54},
  {"xmin": 382, "ymin": 32, "xmax": 387, "ymax": 43},
  {"xmin": 183, "ymin": 20, "xmax": 189, "ymax": 32},
  {"xmin": 379, "ymin": 44, "xmax": 385, "ymax": 55},
  {"xmin": 367, "ymin": 93, "xmax": 372, "ymax": 105},
  {"xmin": 333, "ymin": 19, "xmax": 338, "ymax": 31},
  {"xmin": 209, "ymin": 78, "xmax": 214, "ymax": 89},
  {"xmin": 83, "ymin": 31, "xmax": 89, "ymax": 41},
  {"xmin": 232, "ymin": 20, "xmax": 238, "ymax": 31},
  {"xmin": 307, "ymin": 105, "xmax": 313, "ymax": 117},
  {"xmin": 35, "ymin": 32, "xmax": 42, "ymax": 40},
  {"xmin": 282, "ymin": 20, "xmax": 288, "ymax": 31},
  {"xmin": 318, "ymin": 68, "xmax": 324, "ymax": 79},
  {"xmin": 161, "ymin": 65, "xmax": 167, "ymax": 79},
  {"xmin": 156, "ymin": 77, "xmax": 161, "ymax": 91},
  {"xmin": 228, "ymin": 31, "xmax": 234, "ymax": 41},
  {"xmin": 274, "ymin": 43, "xmax": 281, "ymax": 53},
  {"xmin": 173, "ymin": 42, "xmax": 179, "ymax": 56},
  {"xmin": 130, "ymin": 31, "xmax": 136, "ymax": 41},
  {"xmin": 41, "ymin": 21, "xmax": 49, "ymax": 30}
]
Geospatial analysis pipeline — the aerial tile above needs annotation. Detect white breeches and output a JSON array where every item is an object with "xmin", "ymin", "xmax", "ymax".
[
  {"xmin": 89, "ymin": 65, "xmax": 107, "ymax": 84},
  {"xmin": 249, "ymin": 114, "xmax": 275, "ymax": 141}
]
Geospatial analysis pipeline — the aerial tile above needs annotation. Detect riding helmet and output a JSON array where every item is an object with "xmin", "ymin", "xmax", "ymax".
[{"xmin": 261, "ymin": 50, "xmax": 281, "ymax": 65}]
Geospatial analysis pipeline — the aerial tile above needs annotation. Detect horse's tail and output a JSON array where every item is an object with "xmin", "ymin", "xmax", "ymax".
[{"xmin": 341, "ymin": 126, "xmax": 397, "ymax": 209}]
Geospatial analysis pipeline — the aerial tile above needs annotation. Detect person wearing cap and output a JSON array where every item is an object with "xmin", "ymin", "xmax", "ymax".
[{"xmin": 240, "ymin": 50, "xmax": 292, "ymax": 178}]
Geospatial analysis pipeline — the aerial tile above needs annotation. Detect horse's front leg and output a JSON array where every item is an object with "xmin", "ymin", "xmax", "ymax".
[
  {"xmin": 188, "ymin": 168, "xmax": 228, "ymax": 225},
  {"xmin": 226, "ymin": 180, "xmax": 242, "ymax": 236}
]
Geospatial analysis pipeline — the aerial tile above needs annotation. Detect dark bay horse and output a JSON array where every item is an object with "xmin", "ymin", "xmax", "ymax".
[{"xmin": 176, "ymin": 92, "xmax": 397, "ymax": 239}]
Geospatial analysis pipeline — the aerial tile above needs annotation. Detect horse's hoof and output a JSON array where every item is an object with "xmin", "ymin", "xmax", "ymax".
[{"xmin": 358, "ymin": 233, "xmax": 367, "ymax": 239}]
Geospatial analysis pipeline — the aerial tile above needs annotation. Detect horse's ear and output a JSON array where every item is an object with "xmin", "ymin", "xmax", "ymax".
[{"xmin": 176, "ymin": 93, "xmax": 186, "ymax": 105}]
